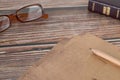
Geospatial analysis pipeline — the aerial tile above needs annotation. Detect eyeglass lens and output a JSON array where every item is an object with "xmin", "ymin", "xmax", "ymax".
[
  {"xmin": 0, "ymin": 16, "xmax": 10, "ymax": 32},
  {"xmin": 17, "ymin": 5, "xmax": 43, "ymax": 22}
]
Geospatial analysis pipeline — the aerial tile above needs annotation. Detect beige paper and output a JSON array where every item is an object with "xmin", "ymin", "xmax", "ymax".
[{"xmin": 18, "ymin": 34, "xmax": 120, "ymax": 80}]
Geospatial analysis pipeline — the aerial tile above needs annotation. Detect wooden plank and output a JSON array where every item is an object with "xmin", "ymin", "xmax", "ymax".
[
  {"xmin": 0, "ymin": 7, "xmax": 120, "ymax": 46},
  {"xmin": 0, "ymin": 0, "xmax": 88, "ymax": 10}
]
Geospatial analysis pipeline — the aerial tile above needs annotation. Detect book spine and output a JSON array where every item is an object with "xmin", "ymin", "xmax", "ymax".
[{"xmin": 88, "ymin": 0, "xmax": 120, "ymax": 19}]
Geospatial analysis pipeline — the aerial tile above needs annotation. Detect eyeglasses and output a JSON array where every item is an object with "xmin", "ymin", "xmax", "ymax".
[{"xmin": 0, "ymin": 4, "xmax": 48, "ymax": 32}]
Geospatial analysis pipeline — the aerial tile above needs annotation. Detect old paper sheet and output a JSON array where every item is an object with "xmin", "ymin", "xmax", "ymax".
[{"xmin": 18, "ymin": 34, "xmax": 120, "ymax": 80}]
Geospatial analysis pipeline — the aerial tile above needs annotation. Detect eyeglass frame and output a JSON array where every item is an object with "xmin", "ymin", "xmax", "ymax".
[{"xmin": 0, "ymin": 4, "xmax": 48, "ymax": 32}]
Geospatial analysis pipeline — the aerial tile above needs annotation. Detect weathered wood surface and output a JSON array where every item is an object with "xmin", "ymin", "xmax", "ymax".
[
  {"xmin": 0, "ymin": 0, "xmax": 88, "ymax": 10},
  {"xmin": 0, "ymin": 0, "xmax": 120, "ymax": 80}
]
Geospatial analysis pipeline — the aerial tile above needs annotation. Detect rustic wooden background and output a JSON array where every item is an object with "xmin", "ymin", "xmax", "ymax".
[
  {"xmin": 0, "ymin": 0, "xmax": 120, "ymax": 80},
  {"xmin": 0, "ymin": 0, "xmax": 87, "ymax": 10}
]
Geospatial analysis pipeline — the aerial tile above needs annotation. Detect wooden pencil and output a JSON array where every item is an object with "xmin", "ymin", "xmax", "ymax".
[{"xmin": 91, "ymin": 48, "xmax": 120, "ymax": 67}]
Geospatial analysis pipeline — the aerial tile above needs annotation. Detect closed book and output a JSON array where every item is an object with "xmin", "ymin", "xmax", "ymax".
[{"xmin": 88, "ymin": 0, "xmax": 120, "ymax": 19}]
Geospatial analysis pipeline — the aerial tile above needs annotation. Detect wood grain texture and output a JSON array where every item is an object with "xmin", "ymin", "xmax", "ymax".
[
  {"xmin": 0, "ymin": 0, "xmax": 88, "ymax": 10},
  {"xmin": 0, "ymin": 0, "xmax": 120, "ymax": 80}
]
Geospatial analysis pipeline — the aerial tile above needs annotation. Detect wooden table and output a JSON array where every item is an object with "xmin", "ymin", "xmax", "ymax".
[{"xmin": 0, "ymin": 0, "xmax": 120, "ymax": 80}]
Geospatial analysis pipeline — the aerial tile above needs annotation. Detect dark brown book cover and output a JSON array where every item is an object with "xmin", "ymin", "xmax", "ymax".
[{"xmin": 88, "ymin": 0, "xmax": 120, "ymax": 19}]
